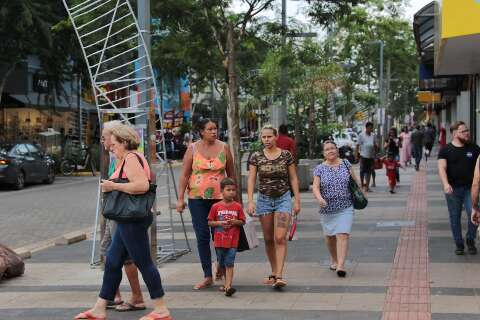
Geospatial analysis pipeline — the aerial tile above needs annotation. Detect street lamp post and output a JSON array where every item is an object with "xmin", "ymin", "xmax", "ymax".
[{"xmin": 367, "ymin": 40, "xmax": 384, "ymax": 139}]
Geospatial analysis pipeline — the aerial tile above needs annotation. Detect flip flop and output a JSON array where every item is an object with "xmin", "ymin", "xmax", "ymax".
[
  {"xmin": 140, "ymin": 312, "xmax": 173, "ymax": 320},
  {"xmin": 329, "ymin": 264, "xmax": 337, "ymax": 271},
  {"xmin": 218, "ymin": 285, "xmax": 226, "ymax": 292},
  {"xmin": 74, "ymin": 310, "xmax": 106, "ymax": 320},
  {"xmin": 193, "ymin": 280, "xmax": 213, "ymax": 290},
  {"xmin": 116, "ymin": 302, "xmax": 147, "ymax": 312},
  {"xmin": 106, "ymin": 300, "xmax": 123, "ymax": 309}
]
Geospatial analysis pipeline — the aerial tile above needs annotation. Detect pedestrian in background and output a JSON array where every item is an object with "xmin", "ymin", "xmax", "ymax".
[
  {"xmin": 384, "ymin": 127, "xmax": 400, "ymax": 182},
  {"xmin": 399, "ymin": 126, "xmax": 412, "ymax": 166},
  {"xmin": 99, "ymin": 120, "xmax": 145, "ymax": 313},
  {"xmin": 411, "ymin": 125, "xmax": 424, "ymax": 171},
  {"xmin": 381, "ymin": 152, "xmax": 404, "ymax": 194},
  {"xmin": 313, "ymin": 140, "xmax": 363, "ymax": 277},
  {"xmin": 176, "ymin": 118, "xmax": 235, "ymax": 290},
  {"xmin": 208, "ymin": 178, "xmax": 246, "ymax": 297},
  {"xmin": 424, "ymin": 122, "xmax": 436, "ymax": 161},
  {"xmin": 356, "ymin": 122, "xmax": 377, "ymax": 192},
  {"xmin": 76, "ymin": 124, "xmax": 172, "ymax": 320},
  {"xmin": 247, "ymin": 124, "xmax": 301, "ymax": 289},
  {"xmin": 438, "ymin": 121, "xmax": 480, "ymax": 256},
  {"xmin": 276, "ymin": 124, "xmax": 297, "ymax": 162}
]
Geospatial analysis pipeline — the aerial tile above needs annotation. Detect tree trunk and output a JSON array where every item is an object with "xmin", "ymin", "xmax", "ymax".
[
  {"xmin": 308, "ymin": 97, "xmax": 316, "ymax": 159},
  {"xmin": 225, "ymin": 23, "xmax": 242, "ymax": 202},
  {"xmin": 322, "ymin": 94, "xmax": 329, "ymax": 125},
  {"xmin": 0, "ymin": 62, "xmax": 17, "ymax": 107}
]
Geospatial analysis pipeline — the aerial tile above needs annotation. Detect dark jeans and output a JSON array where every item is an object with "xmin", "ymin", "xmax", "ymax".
[
  {"xmin": 188, "ymin": 199, "xmax": 220, "ymax": 278},
  {"xmin": 412, "ymin": 144, "xmax": 423, "ymax": 168},
  {"xmin": 99, "ymin": 214, "xmax": 164, "ymax": 300},
  {"xmin": 444, "ymin": 186, "xmax": 478, "ymax": 247}
]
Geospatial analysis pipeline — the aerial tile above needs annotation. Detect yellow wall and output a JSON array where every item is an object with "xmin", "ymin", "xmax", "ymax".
[{"xmin": 442, "ymin": 0, "xmax": 480, "ymax": 39}]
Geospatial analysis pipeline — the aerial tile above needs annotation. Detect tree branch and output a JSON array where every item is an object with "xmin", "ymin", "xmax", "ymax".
[{"xmin": 202, "ymin": 5, "xmax": 225, "ymax": 58}]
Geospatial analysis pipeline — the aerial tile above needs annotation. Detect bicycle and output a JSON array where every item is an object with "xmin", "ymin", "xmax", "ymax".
[{"xmin": 60, "ymin": 145, "xmax": 97, "ymax": 176}]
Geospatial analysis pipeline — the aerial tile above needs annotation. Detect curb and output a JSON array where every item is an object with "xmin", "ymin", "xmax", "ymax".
[{"xmin": 54, "ymin": 231, "xmax": 87, "ymax": 245}]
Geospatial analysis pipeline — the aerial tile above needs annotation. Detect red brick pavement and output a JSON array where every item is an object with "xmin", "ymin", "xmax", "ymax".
[{"xmin": 383, "ymin": 169, "xmax": 431, "ymax": 320}]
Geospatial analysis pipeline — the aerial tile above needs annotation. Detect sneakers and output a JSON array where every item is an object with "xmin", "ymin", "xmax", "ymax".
[{"xmin": 467, "ymin": 240, "xmax": 477, "ymax": 255}]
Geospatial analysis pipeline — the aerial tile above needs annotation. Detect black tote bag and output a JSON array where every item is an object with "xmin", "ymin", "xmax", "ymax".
[{"xmin": 103, "ymin": 153, "xmax": 157, "ymax": 222}]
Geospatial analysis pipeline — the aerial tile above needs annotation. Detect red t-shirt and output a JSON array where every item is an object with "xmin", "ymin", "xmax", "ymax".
[
  {"xmin": 383, "ymin": 159, "xmax": 400, "ymax": 178},
  {"xmin": 277, "ymin": 134, "xmax": 297, "ymax": 161},
  {"xmin": 208, "ymin": 201, "xmax": 246, "ymax": 249}
]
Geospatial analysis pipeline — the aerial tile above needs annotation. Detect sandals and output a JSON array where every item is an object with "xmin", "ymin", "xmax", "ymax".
[
  {"xmin": 263, "ymin": 275, "xmax": 276, "ymax": 285},
  {"xmin": 272, "ymin": 277, "xmax": 287, "ymax": 289},
  {"xmin": 106, "ymin": 300, "xmax": 123, "ymax": 309},
  {"xmin": 225, "ymin": 287, "xmax": 237, "ymax": 297},
  {"xmin": 193, "ymin": 279, "xmax": 213, "ymax": 290},
  {"xmin": 329, "ymin": 264, "xmax": 337, "ymax": 271},
  {"xmin": 74, "ymin": 310, "xmax": 106, "ymax": 320},
  {"xmin": 336, "ymin": 269, "xmax": 347, "ymax": 278},
  {"xmin": 140, "ymin": 312, "xmax": 172, "ymax": 320},
  {"xmin": 116, "ymin": 301, "xmax": 146, "ymax": 312}
]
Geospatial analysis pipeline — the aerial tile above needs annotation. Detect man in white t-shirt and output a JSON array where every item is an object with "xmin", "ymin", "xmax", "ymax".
[{"xmin": 356, "ymin": 122, "xmax": 378, "ymax": 192}]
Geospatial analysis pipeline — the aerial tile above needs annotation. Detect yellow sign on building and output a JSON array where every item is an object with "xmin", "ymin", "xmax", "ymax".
[
  {"xmin": 417, "ymin": 91, "xmax": 441, "ymax": 104},
  {"xmin": 442, "ymin": 0, "xmax": 480, "ymax": 39}
]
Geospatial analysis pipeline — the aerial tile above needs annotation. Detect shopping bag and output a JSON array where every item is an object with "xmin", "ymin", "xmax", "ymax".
[
  {"xmin": 244, "ymin": 215, "xmax": 259, "ymax": 249},
  {"xmin": 288, "ymin": 215, "xmax": 298, "ymax": 241}
]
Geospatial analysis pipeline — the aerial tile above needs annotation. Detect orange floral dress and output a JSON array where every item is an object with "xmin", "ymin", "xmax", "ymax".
[{"xmin": 188, "ymin": 143, "xmax": 226, "ymax": 199}]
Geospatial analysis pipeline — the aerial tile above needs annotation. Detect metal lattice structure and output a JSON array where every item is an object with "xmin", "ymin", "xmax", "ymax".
[{"xmin": 62, "ymin": 0, "xmax": 190, "ymax": 264}]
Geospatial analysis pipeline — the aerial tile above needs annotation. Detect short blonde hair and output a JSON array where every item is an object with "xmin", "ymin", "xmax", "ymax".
[
  {"xmin": 103, "ymin": 120, "xmax": 123, "ymax": 134},
  {"xmin": 261, "ymin": 124, "xmax": 278, "ymax": 136},
  {"xmin": 110, "ymin": 124, "xmax": 140, "ymax": 150}
]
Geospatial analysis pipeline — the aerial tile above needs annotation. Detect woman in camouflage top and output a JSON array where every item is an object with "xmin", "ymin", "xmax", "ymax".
[{"xmin": 247, "ymin": 125, "xmax": 301, "ymax": 289}]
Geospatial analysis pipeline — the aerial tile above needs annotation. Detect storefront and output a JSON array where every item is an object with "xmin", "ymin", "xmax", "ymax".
[
  {"xmin": 0, "ymin": 56, "xmax": 97, "ymax": 147},
  {"xmin": 413, "ymin": 0, "xmax": 480, "ymax": 142}
]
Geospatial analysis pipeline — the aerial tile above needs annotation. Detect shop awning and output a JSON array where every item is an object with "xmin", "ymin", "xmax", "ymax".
[{"xmin": 8, "ymin": 93, "xmax": 97, "ymax": 112}]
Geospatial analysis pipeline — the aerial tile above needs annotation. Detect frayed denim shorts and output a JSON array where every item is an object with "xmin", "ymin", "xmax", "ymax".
[{"xmin": 256, "ymin": 191, "xmax": 292, "ymax": 216}]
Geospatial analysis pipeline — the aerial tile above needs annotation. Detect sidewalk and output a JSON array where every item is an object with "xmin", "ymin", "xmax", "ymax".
[{"xmin": 0, "ymin": 159, "xmax": 479, "ymax": 319}]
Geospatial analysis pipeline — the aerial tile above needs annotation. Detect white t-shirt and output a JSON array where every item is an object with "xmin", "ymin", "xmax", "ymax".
[{"xmin": 358, "ymin": 132, "xmax": 376, "ymax": 159}]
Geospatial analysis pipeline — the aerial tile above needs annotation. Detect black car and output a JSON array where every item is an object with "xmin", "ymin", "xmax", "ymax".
[{"xmin": 0, "ymin": 142, "xmax": 55, "ymax": 190}]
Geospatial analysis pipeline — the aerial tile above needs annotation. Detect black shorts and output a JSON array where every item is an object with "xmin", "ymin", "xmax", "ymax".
[
  {"xmin": 360, "ymin": 157, "xmax": 374, "ymax": 174},
  {"xmin": 425, "ymin": 142, "xmax": 433, "ymax": 151}
]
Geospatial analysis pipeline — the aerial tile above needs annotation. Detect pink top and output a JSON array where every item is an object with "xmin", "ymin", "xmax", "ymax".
[{"xmin": 110, "ymin": 152, "xmax": 151, "ymax": 180}]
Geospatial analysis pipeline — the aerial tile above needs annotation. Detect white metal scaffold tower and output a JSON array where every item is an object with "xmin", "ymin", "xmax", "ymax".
[{"xmin": 62, "ymin": 0, "xmax": 191, "ymax": 265}]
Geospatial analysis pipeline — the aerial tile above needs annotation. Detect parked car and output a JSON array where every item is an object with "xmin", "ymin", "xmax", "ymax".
[{"xmin": 0, "ymin": 142, "xmax": 55, "ymax": 190}]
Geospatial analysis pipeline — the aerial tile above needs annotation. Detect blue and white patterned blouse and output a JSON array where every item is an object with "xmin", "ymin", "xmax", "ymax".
[{"xmin": 313, "ymin": 160, "xmax": 353, "ymax": 214}]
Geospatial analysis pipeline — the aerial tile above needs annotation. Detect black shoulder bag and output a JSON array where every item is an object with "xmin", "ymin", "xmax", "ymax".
[
  {"xmin": 103, "ymin": 153, "xmax": 157, "ymax": 222},
  {"xmin": 343, "ymin": 160, "xmax": 368, "ymax": 210}
]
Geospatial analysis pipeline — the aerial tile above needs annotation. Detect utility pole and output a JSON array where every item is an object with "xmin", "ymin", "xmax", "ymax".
[
  {"xmin": 270, "ymin": 0, "xmax": 288, "ymax": 129},
  {"xmin": 384, "ymin": 59, "xmax": 391, "ymax": 138},
  {"xmin": 137, "ymin": 0, "xmax": 157, "ymax": 259}
]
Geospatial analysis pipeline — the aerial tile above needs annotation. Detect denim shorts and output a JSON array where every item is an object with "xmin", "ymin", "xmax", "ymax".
[
  {"xmin": 256, "ymin": 191, "xmax": 292, "ymax": 216},
  {"xmin": 215, "ymin": 248, "xmax": 237, "ymax": 268}
]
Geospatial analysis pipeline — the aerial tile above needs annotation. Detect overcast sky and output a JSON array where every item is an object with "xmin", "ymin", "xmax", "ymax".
[{"xmin": 232, "ymin": 0, "xmax": 435, "ymax": 26}]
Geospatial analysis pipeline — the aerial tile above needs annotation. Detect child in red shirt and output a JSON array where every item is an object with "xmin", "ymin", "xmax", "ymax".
[
  {"xmin": 208, "ymin": 178, "xmax": 246, "ymax": 296},
  {"xmin": 383, "ymin": 152, "xmax": 404, "ymax": 194}
]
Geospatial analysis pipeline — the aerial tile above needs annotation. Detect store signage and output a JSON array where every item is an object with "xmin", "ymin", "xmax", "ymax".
[{"xmin": 33, "ymin": 73, "xmax": 49, "ymax": 93}]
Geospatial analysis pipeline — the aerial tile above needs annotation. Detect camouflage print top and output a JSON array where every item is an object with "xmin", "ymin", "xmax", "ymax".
[
  {"xmin": 188, "ymin": 142, "xmax": 226, "ymax": 199},
  {"xmin": 249, "ymin": 149, "xmax": 294, "ymax": 198}
]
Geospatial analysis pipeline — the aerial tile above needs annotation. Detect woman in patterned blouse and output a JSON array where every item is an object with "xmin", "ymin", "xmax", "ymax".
[
  {"xmin": 176, "ymin": 118, "xmax": 235, "ymax": 290},
  {"xmin": 247, "ymin": 125, "xmax": 301, "ymax": 289},
  {"xmin": 312, "ymin": 140, "xmax": 364, "ymax": 278}
]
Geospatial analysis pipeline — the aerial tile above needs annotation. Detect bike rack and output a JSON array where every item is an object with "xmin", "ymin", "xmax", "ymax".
[{"xmin": 62, "ymin": 0, "xmax": 191, "ymax": 266}]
